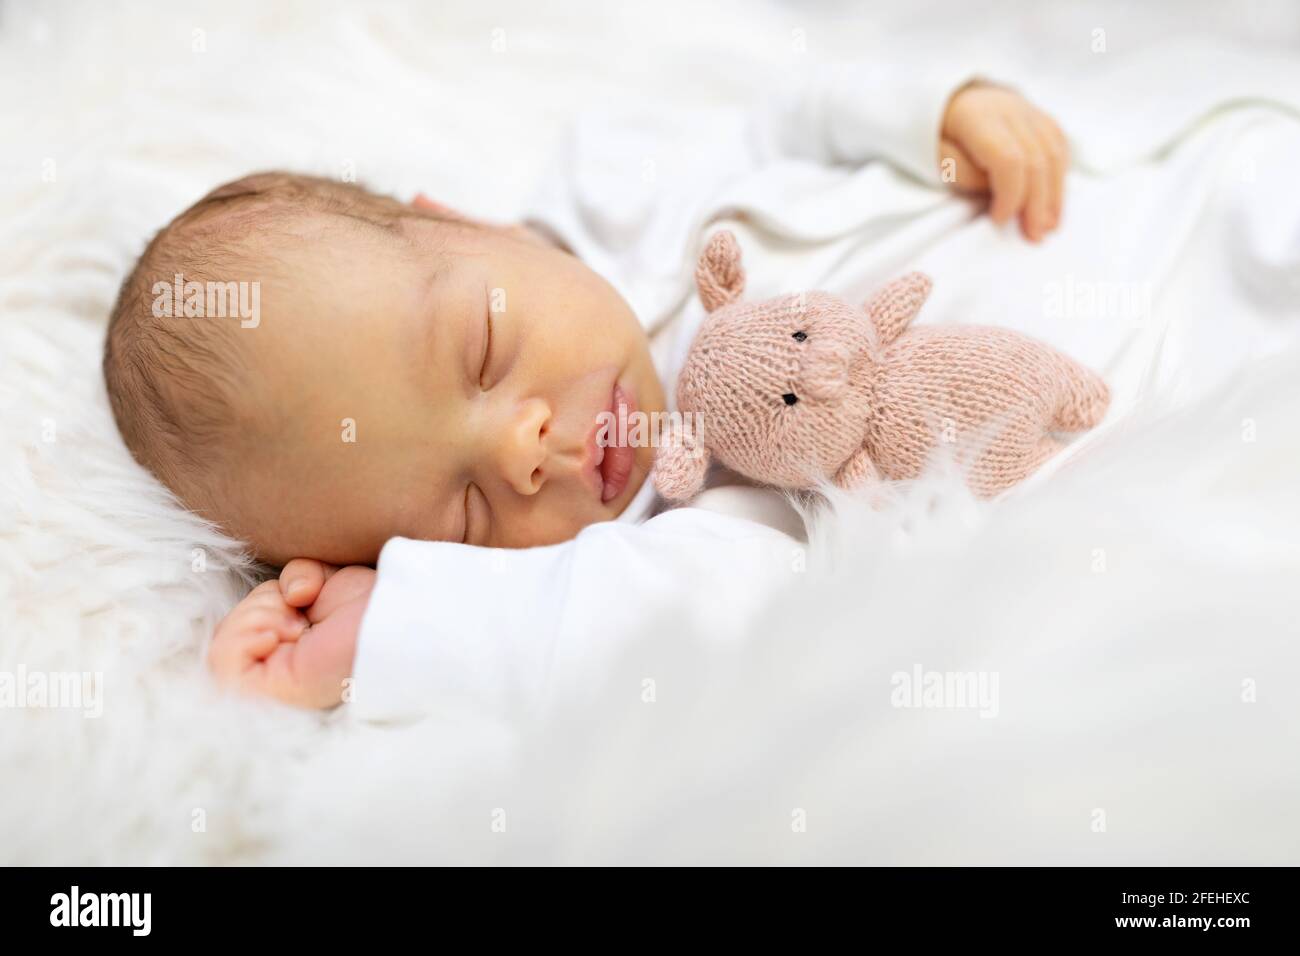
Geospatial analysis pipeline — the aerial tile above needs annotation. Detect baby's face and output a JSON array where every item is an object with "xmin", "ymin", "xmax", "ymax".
[{"xmin": 229, "ymin": 213, "xmax": 665, "ymax": 566}]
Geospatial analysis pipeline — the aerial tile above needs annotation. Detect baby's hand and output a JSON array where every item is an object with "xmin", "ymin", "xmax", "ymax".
[
  {"xmin": 208, "ymin": 559, "xmax": 375, "ymax": 709},
  {"xmin": 939, "ymin": 83, "xmax": 1069, "ymax": 242}
]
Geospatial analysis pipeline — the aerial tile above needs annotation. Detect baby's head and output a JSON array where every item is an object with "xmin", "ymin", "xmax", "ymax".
[{"xmin": 104, "ymin": 172, "xmax": 665, "ymax": 566}]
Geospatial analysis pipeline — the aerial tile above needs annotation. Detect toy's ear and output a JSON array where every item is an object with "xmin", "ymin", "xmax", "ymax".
[
  {"xmin": 865, "ymin": 272, "xmax": 932, "ymax": 346},
  {"xmin": 654, "ymin": 429, "xmax": 712, "ymax": 501},
  {"xmin": 696, "ymin": 230, "xmax": 746, "ymax": 312}
]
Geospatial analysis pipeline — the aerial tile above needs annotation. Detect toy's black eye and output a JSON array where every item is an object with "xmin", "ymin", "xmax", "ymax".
[
  {"xmin": 792, "ymin": 331, "xmax": 807, "ymax": 342},
  {"xmin": 782, "ymin": 392, "xmax": 799, "ymax": 406}
]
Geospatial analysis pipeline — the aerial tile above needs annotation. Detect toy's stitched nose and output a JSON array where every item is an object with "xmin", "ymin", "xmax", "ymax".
[{"xmin": 799, "ymin": 340, "xmax": 851, "ymax": 401}]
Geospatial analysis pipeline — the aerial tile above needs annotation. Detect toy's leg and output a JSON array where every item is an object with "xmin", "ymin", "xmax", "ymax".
[
  {"xmin": 833, "ymin": 445, "xmax": 883, "ymax": 491},
  {"xmin": 972, "ymin": 435, "xmax": 1065, "ymax": 497},
  {"xmin": 1053, "ymin": 361, "xmax": 1110, "ymax": 432},
  {"xmin": 1027, "ymin": 434, "xmax": 1067, "ymax": 473}
]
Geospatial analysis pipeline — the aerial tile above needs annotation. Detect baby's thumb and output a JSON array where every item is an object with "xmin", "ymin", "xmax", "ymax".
[{"xmin": 280, "ymin": 558, "xmax": 337, "ymax": 607}]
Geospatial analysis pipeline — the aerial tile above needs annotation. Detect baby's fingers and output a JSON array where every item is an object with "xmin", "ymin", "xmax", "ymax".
[
  {"xmin": 210, "ymin": 608, "xmax": 306, "ymax": 675},
  {"xmin": 1019, "ymin": 153, "xmax": 1051, "ymax": 242},
  {"xmin": 209, "ymin": 625, "xmax": 275, "ymax": 682},
  {"xmin": 279, "ymin": 558, "xmax": 338, "ymax": 607},
  {"xmin": 963, "ymin": 123, "xmax": 1027, "ymax": 227},
  {"xmin": 1033, "ymin": 114, "xmax": 1069, "ymax": 229},
  {"xmin": 1008, "ymin": 115, "xmax": 1055, "ymax": 242},
  {"xmin": 937, "ymin": 136, "xmax": 989, "ymax": 194}
]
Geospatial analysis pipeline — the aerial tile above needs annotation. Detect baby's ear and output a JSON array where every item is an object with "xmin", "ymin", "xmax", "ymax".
[
  {"xmin": 696, "ymin": 230, "xmax": 746, "ymax": 312},
  {"xmin": 654, "ymin": 430, "xmax": 712, "ymax": 501},
  {"xmin": 411, "ymin": 193, "xmax": 472, "ymax": 223}
]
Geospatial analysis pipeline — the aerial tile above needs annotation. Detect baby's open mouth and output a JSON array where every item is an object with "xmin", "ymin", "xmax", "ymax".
[{"xmin": 588, "ymin": 382, "xmax": 637, "ymax": 504}]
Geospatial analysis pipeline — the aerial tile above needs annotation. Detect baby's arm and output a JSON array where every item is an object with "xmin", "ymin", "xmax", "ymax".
[
  {"xmin": 351, "ymin": 503, "xmax": 802, "ymax": 723},
  {"xmin": 209, "ymin": 500, "xmax": 800, "ymax": 717},
  {"xmin": 208, "ymin": 560, "xmax": 374, "ymax": 709}
]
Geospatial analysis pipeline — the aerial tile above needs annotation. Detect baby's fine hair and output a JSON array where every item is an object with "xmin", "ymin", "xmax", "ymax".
[{"xmin": 102, "ymin": 171, "xmax": 449, "ymax": 517}]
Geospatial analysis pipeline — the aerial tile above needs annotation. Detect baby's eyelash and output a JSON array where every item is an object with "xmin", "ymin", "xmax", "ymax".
[
  {"xmin": 461, "ymin": 484, "xmax": 473, "ymax": 544},
  {"xmin": 479, "ymin": 310, "xmax": 493, "ymax": 387}
]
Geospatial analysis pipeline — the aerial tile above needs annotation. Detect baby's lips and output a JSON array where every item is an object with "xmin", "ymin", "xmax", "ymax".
[
  {"xmin": 599, "ymin": 384, "xmax": 636, "ymax": 502},
  {"xmin": 601, "ymin": 446, "xmax": 634, "ymax": 502}
]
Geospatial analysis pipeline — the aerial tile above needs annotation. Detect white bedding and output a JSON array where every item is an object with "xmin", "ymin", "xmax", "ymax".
[{"xmin": 2, "ymin": 0, "xmax": 1299, "ymax": 865}]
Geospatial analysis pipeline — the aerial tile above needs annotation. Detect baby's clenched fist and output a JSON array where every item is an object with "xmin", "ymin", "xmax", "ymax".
[{"xmin": 208, "ymin": 559, "xmax": 375, "ymax": 709}]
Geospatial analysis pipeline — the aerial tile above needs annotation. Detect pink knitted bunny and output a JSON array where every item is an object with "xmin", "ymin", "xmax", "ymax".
[{"xmin": 654, "ymin": 230, "xmax": 1109, "ymax": 500}]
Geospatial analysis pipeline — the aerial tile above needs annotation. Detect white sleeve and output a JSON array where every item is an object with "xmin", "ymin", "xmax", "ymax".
[
  {"xmin": 524, "ymin": 59, "xmax": 979, "ymax": 331},
  {"xmin": 751, "ymin": 59, "xmax": 981, "ymax": 185},
  {"xmin": 349, "ymin": 507, "xmax": 801, "ymax": 723}
]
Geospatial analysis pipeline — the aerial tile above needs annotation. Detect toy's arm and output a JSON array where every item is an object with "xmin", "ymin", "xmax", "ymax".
[
  {"xmin": 653, "ymin": 416, "xmax": 712, "ymax": 501},
  {"xmin": 833, "ymin": 445, "xmax": 883, "ymax": 492},
  {"xmin": 865, "ymin": 272, "xmax": 933, "ymax": 347}
]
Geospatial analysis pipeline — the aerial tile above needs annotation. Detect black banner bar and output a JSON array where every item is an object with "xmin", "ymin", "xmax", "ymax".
[{"xmin": 0, "ymin": 866, "xmax": 1282, "ymax": 943}]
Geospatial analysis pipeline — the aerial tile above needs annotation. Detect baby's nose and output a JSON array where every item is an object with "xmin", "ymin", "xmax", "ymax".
[
  {"xmin": 799, "ymin": 340, "xmax": 851, "ymax": 402},
  {"xmin": 493, "ymin": 397, "xmax": 551, "ymax": 496}
]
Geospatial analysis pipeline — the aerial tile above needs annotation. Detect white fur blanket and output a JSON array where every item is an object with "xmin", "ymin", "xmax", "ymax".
[{"xmin": 3, "ymin": 0, "xmax": 1299, "ymax": 864}]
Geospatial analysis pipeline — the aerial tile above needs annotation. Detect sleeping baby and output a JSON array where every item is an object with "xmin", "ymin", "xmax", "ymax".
[{"xmin": 102, "ymin": 78, "xmax": 1070, "ymax": 713}]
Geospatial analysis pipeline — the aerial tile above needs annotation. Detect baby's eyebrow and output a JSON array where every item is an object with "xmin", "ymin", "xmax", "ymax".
[{"xmin": 406, "ymin": 265, "xmax": 447, "ymax": 389}]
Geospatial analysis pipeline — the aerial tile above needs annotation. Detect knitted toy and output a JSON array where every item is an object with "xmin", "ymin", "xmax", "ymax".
[{"xmin": 654, "ymin": 230, "xmax": 1110, "ymax": 500}]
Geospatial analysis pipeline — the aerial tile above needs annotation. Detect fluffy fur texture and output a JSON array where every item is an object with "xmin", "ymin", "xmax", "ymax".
[
  {"xmin": 2, "ymin": 0, "xmax": 1297, "ymax": 865},
  {"xmin": 656, "ymin": 231, "xmax": 1110, "ymax": 500}
]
